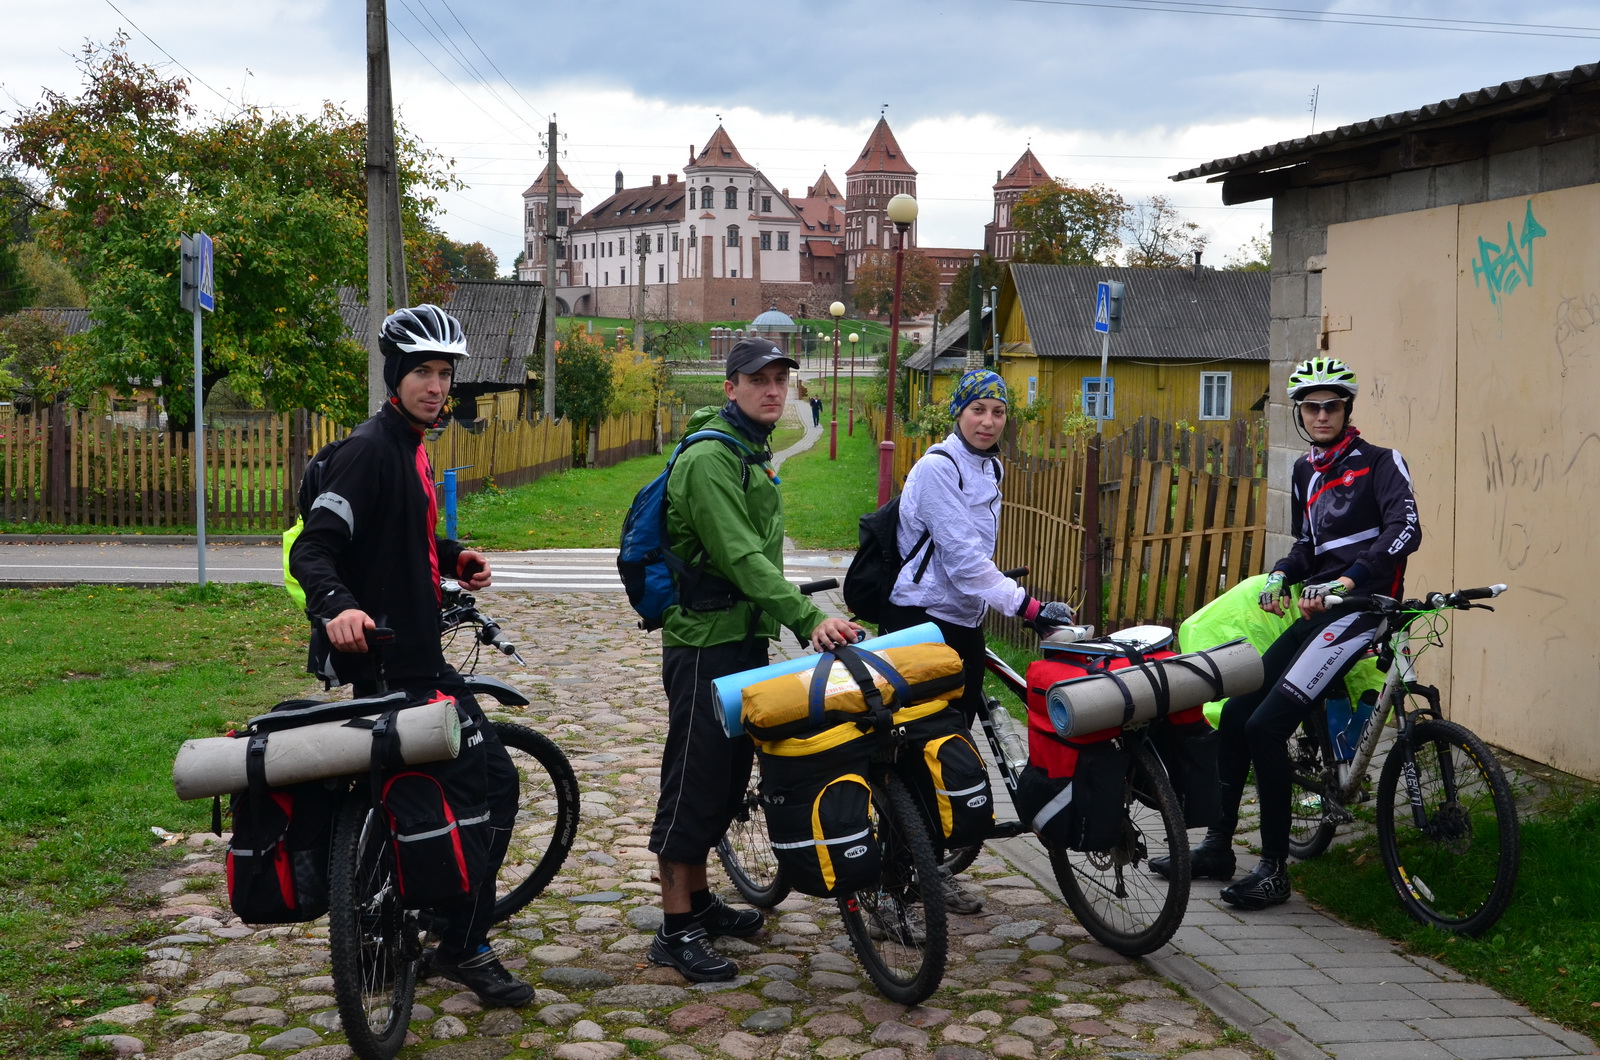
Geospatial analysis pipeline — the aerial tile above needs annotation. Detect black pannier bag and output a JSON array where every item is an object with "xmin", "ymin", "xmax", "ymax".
[
  {"xmin": 1147, "ymin": 706, "xmax": 1222, "ymax": 828},
  {"xmin": 890, "ymin": 701, "xmax": 995, "ymax": 850},
  {"xmin": 1012, "ymin": 729, "xmax": 1129, "ymax": 853},
  {"xmin": 756, "ymin": 721, "xmax": 881, "ymax": 898},
  {"xmin": 377, "ymin": 697, "xmax": 493, "ymax": 910}
]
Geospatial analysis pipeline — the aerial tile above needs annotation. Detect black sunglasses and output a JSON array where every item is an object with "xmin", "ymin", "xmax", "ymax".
[{"xmin": 1298, "ymin": 398, "xmax": 1346, "ymax": 415}]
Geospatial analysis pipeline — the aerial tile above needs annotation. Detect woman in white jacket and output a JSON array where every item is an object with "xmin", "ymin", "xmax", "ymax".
[{"xmin": 882, "ymin": 369, "xmax": 1074, "ymax": 724}]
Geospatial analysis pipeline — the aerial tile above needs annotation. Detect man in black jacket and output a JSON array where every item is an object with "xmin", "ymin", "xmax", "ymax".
[
  {"xmin": 1152, "ymin": 356, "xmax": 1421, "ymax": 910},
  {"xmin": 289, "ymin": 305, "xmax": 531, "ymax": 1007}
]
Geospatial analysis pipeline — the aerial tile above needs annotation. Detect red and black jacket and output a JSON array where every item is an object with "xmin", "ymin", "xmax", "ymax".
[
  {"xmin": 1276, "ymin": 436, "xmax": 1422, "ymax": 597},
  {"xmin": 289, "ymin": 402, "xmax": 464, "ymax": 687}
]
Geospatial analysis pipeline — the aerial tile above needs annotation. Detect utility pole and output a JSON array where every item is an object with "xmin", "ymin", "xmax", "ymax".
[
  {"xmin": 636, "ymin": 233, "xmax": 648, "ymax": 349},
  {"xmin": 543, "ymin": 116, "xmax": 558, "ymax": 419},
  {"xmin": 966, "ymin": 253, "xmax": 983, "ymax": 369},
  {"xmin": 365, "ymin": 0, "xmax": 404, "ymax": 414}
]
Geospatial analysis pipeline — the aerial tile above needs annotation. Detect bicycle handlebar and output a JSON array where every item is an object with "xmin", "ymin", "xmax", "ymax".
[
  {"xmin": 1329, "ymin": 584, "xmax": 1508, "ymax": 612},
  {"xmin": 798, "ymin": 578, "xmax": 838, "ymax": 595}
]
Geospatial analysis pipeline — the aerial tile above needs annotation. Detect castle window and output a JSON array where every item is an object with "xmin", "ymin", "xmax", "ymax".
[
  {"xmin": 725, "ymin": 186, "xmax": 738, "ymax": 210},
  {"xmin": 726, "ymin": 225, "xmax": 740, "ymax": 248},
  {"xmin": 657, "ymin": 234, "xmax": 664, "ymax": 252},
  {"xmin": 700, "ymin": 186, "xmax": 713, "ymax": 209},
  {"xmin": 778, "ymin": 232, "xmax": 789, "ymax": 251},
  {"xmin": 671, "ymin": 232, "xmax": 680, "ymax": 251},
  {"xmin": 689, "ymin": 225, "xmax": 696, "ymax": 243},
  {"xmin": 760, "ymin": 231, "xmax": 771, "ymax": 251}
]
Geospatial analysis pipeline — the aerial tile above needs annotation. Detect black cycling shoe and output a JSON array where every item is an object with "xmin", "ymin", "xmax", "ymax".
[
  {"xmin": 429, "ymin": 946, "xmax": 535, "ymax": 1008},
  {"xmin": 1150, "ymin": 841, "xmax": 1237, "ymax": 881},
  {"xmin": 692, "ymin": 894, "xmax": 765, "ymax": 938},
  {"xmin": 647, "ymin": 927, "xmax": 737, "ymax": 983},
  {"xmin": 1219, "ymin": 857, "xmax": 1292, "ymax": 910}
]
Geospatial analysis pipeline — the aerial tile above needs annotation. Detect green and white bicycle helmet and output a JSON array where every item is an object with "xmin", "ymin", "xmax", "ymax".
[{"xmin": 1287, "ymin": 356, "xmax": 1358, "ymax": 401}]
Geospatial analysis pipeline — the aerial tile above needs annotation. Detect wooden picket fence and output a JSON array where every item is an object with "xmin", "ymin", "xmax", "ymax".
[
  {"xmin": 867, "ymin": 409, "xmax": 1268, "ymax": 631},
  {"xmin": 0, "ymin": 405, "xmax": 659, "ymax": 531}
]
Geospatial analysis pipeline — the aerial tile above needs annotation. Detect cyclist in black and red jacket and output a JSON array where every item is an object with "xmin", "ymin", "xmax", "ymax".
[
  {"xmin": 289, "ymin": 305, "xmax": 529, "ymax": 1007},
  {"xmin": 1152, "ymin": 356, "xmax": 1421, "ymax": 910}
]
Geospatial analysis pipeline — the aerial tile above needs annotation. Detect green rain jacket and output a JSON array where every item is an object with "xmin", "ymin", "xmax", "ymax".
[
  {"xmin": 1178, "ymin": 572, "xmax": 1384, "ymax": 727},
  {"xmin": 660, "ymin": 405, "xmax": 827, "ymax": 648}
]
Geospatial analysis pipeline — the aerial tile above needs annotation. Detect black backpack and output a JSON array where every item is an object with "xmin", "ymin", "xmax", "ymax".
[{"xmin": 842, "ymin": 449, "xmax": 958, "ymax": 624}]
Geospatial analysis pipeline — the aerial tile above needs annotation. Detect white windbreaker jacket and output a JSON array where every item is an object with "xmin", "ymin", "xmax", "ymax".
[{"xmin": 888, "ymin": 433, "xmax": 1027, "ymax": 628}]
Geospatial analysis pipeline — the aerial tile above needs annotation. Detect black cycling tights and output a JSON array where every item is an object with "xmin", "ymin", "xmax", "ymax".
[{"xmin": 1216, "ymin": 607, "xmax": 1383, "ymax": 859}]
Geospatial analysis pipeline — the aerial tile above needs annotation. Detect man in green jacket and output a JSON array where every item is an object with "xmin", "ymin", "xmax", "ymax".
[{"xmin": 647, "ymin": 338, "xmax": 862, "ymax": 982}]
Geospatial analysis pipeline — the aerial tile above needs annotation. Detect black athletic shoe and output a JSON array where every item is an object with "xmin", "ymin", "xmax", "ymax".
[
  {"xmin": 429, "ymin": 946, "xmax": 535, "ymax": 1008},
  {"xmin": 692, "ymin": 894, "xmax": 765, "ymax": 938},
  {"xmin": 1150, "ymin": 841, "xmax": 1237, "ymax": 881},
  {"xmin": 647, "ymin": 927, "xmax": 737, "ymax": 982},
  {"xmin": 1219, "ymin": 858, "xmax": 1291, "ymax": 910}
]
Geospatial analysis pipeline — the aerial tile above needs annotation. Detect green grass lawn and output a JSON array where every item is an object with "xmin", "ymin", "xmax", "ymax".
[
  {"xmin": 776, "ymin": 415, "xmax": 879, "ymax": 550},
  {"xmin": 454, "ymin": 453, "xmax": 665, "ymax": 551},
  {"xmin": 0, "ymin": 583, "xmax": 310, "ymax": 1057},
  {"xmin": 1293, "ymin": 794, "xmax": 1600, "ymax": 1040}
]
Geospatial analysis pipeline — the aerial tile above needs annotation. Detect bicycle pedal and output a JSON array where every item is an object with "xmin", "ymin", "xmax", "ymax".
[
  {"xmin": 1325, "ymin": 801, "xmax": 1355, "ymax": 825},
  {"xmin": 989, "ymin": 821, "xmax": 1027, "ymax": 839}
]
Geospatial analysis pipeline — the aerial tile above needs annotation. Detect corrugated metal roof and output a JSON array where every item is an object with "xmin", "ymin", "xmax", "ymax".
[
  {"xmin": 1173, "ymin": 62, "xmax": 1600, "ymax": 182},
  {"xmin": 16, "ymin": 306, "xmax": 91, "ymax": 336},
  {"xmin": 1010, "ymin": 265, "xmax": 1267, "ymax": 362},
  {"xmin": 905, "ymin": 309, "xmax": 989, "ymax": 370},
  {"xmin": 336, "ymin": 282, "xmax": 543, "ymax": 387}
]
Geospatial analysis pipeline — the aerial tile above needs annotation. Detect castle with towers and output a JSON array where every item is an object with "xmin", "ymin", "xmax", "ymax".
[{"xmin": 517, "ymin": 119, "xmax": 1054, "ymax": 323}]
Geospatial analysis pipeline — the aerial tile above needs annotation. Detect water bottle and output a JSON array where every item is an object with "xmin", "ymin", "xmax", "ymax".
[{"xmin": 988, "ymin": 699, "xmax": 1029, "ymax": 772}]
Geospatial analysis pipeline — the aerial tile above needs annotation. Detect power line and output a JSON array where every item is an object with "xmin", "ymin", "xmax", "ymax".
[
  {"xmin": 385, "ymin": 20, "xmax": 539, "ymax": 149},
  {"xmin": 397, "ymin": 0, "xmax": 540, "ymax": 140},
  {"xmin": 436, "ymin": 0, "xmax": 547, "ymax": 123},
  {"xmin": 99, "ymin": 0, "xmax": 236, "ymax": 109},
  {"xmin": 996, "ymin": 0, "xmax": 1600, "ymax": 39}
]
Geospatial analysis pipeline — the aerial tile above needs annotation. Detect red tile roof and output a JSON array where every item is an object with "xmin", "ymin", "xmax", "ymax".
[
  {"xmin": 806, "ymin": 171, "xmax": 842, "ymax": 199},
  {"xmin": 846, "ymin": 118, "xmax": 916, "ymax": 176},
  {"xmin": 522, "ymin": 162, "xmax": 580, "ymax": 199},
  {"xmin": 570, "ymin": 183, "xmax": 687, "ymax": 232},
  {"xmin": 804, "ymin": 239, "xmax": 840, "ymax": 257},
  {"xmin": 994, "ymin": 148, "xmax": 1051, "ymax": 190},
  {"xmin": 687, "ymin": 125, "xmax": 753, "ymax": 170}
]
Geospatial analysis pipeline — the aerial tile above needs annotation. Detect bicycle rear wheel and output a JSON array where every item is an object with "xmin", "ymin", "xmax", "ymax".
[
  {"xmin": 1288, "ymin": 716, "xmax": 1339, "ymax": 860},
  {"xmin": 1376, "ymin": 717, "xmax": 1519, "ymax": 936},
  {"xmin": 715, "ymin": 774, "xmax": 790, "ymax": 908},
  {"xmin": 491, "ymin": 722, "xmax": 581, "ymax": 921},
  {"xmin": 1050, "ymin": 738, "xmax": 1190, "ymax": 956},
  {"xmin": 328, "ymin": 796, "xmax": 420, "ymax": 1060},
  {"xmin": 838, "ymin": 774, "xmax": 949, "ymax": 1005}
]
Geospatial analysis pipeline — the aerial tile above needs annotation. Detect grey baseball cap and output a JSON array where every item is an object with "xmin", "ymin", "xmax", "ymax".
[{"xmin": 725, "ymin": 338, "xmax": 799, "ymax": 378}]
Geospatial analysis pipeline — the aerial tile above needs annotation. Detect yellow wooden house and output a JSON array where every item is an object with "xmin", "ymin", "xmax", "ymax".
[{"xmin": 990, "ymin": 264, "xmax": 1269, "ymax": 430}]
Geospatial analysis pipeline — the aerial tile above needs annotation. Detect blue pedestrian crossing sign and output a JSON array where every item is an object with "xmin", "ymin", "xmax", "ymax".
[
  {"xmin": 1093, "ymin": 279, "xmax": 1124, "ymax": 334},
  {"xmin": 180, "ymin": 232, "xmax": 216, "ymax": 313}
]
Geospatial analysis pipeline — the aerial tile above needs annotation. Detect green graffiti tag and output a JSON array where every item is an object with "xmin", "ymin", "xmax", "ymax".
[{"xmin": 1472, "ymin": 199, "xmax": 1547, "ymax": 305}]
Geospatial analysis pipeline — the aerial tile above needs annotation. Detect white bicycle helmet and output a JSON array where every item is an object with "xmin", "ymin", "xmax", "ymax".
[
  {"xmin": 379, "ymin": 304, "xmax": 469, "ymax": 361},
  {"xmin": 1287, "ymin": 356, "xmax": 1358, "ymax": 401}
]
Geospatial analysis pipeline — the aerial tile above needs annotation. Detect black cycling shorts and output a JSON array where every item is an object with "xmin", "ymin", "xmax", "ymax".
[{"xmin": 648, "ymin": 640, "xmax": 768, "ymax": 864}]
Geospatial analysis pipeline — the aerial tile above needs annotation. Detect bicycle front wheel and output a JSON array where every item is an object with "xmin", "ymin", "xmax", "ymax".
[
  {"xmin": 441, "ymin": 618, "xmax": 485, "ymax": 675},
  {"xmin": 492, "ymin": 722, "xmax": 581, "ymax": 921},
  {"xmin": 838, "ymin": 774, "xmax": 949, "ymax": 1005},
  {"xmin": 715, "ymin": 774, "xmax": 790, "ymax": 908},
  {"xmin": 1050, "ymin": 739, "xmax": 1190, "ymax": 956},
  {"xmin": 1288, "ymin": 717, "xmax": 1339, "ymax": 860},
  {"xmin": 328, "ymin": 796, "xmax": 420, "ymax": 1060},
  {"xmin": 1376, "ymin": 718, "xmax": 1519, "ymax": 936}
]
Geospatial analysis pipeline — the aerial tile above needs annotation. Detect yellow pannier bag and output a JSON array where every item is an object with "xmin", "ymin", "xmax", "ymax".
[{"xmin": 741, "ymin": 641, "xmax": 964, "ymax": 742}]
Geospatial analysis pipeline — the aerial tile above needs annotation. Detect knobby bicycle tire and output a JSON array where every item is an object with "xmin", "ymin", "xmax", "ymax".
[
  {"xmin": 1376, "ymin": 717, "xmax": 1519, "ymax": 936},
  {"xmin": 1287, "ymin": 715, "xmax": 1339, "ymax": 861},
  {"xmin": 1050, "ymin": 739, "xmax": 1190, "ymax": 955},
  {"xmin": 491, "ymin": 722, "xmax": 581, "ymax": 921},
  {"xmin": 328, "ymin": 796, "xmax": 420, "ymax": 1060},
  {"xmin": 838, "ymin": 774, "xmax": 949, "ymax": 1005},
  {"xmin": 716, "ymin": 774, "xmax": 791, "ymax": 908},
  {"xmin": 940, "ymin": 842, "xmax": 982, "ymax": 877}
]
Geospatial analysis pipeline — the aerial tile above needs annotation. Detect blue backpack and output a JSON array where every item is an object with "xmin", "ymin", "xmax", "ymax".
[{"xmin": 618, "ymin": 429, "xmax": 758, "ymax": 631}]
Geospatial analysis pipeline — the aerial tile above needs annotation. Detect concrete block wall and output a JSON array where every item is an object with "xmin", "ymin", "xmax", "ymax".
[{"xmin": 1263, "ymin": 132, "xmax": 1600, "ymax": 555}]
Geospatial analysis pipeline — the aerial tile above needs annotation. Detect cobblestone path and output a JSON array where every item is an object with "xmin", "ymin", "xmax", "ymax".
[{"xmin": 89, "ymin": 595, "xmax": 1265, "ymax": 1060}]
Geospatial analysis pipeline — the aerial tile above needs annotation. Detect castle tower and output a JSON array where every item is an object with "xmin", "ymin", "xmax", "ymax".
[
  {"xmin": 519, "ymin": 162, "xmax": 583, "ymax": 284},
  {"xmin": 986, "ymin": 148, "xmax": 1052, "ymax": 262},
  {"xmin": 844, "ymin": 118, "xmax": 917, "ymax": 281}
]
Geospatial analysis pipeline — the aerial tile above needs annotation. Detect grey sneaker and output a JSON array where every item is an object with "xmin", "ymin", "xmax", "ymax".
[
  {"xmin": 866, "ymin": 895, "xmax": 926, "ymax": 944},
  {"xmin": 940, "ymin": 872, "xmax": 983, "ymax": 915},
  {"xmin": 1219, "ymin": 857, "xmax": 1291, "ymax": 910},
  {"xmin": 647, "ymin": 926, "xmax": 738, "ymax": 982}
]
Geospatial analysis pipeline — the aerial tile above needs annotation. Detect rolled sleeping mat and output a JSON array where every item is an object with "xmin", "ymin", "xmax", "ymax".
[
  {"xmin": 1047, "ymin": 638, "xmax": 1262, "ymax": 738},
  {"xmin": 172, "ymin": 699, "xmax": 462, "ymax": 801},
  {"xmin": 741, "ymin": 641, "xmax": 965, "ymax": 742},
  {"xmin": 714, "ymin": 622, "xmax": 946, "ymax": 737}
]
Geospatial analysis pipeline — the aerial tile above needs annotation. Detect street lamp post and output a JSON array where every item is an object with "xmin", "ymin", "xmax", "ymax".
[
  {"xmin": 848, "ymin": 332, "xmax": 859, "ymax": 435},
  {"xmin": 829, "ymin": 300, "xmax": 845, "ymax": 460},
  {"xmin": 878, "ymin": 193, "xmax": 918, "ymax": 506}
]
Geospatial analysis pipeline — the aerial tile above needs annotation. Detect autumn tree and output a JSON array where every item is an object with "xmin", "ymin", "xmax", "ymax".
[
  {"xmin": 435, "ymin": 235, "xmax": 498, "ymax": 281},
  {"xmin": 0, "ymin": 312, "xmax": 69, "ymax": 404},
  {"xmin": 1011, "ymin": 179, "xmax": 1128, "ymax": 266},
  {"xmin": 852, "ymin": 249, "xmax": 937, "ymax": 319},
  {"xmin": 1224, "ymin": 227, "xmax": 1272, "ymax": 271},
  {"xmin": 1123, "ymin": 195, "xmax": 1208, "ymax": 268},
  {"xmin": 3, "ymin": 36, "xmax": 456, "ymax": 425},
  {"xmin": 939, "ymin": 253, "xmax": 1004, "ymax": 325}
]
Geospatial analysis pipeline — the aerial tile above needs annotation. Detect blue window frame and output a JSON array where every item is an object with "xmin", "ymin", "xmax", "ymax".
[{"xmin": 1082, "ymin": 376, "xmax": 1115, "ymax": 419}]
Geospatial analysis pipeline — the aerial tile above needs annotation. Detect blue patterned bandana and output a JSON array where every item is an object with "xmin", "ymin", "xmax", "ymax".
[{"xmin": 949, "ymin": 369, "xmax": 1009, "ymax": 417}]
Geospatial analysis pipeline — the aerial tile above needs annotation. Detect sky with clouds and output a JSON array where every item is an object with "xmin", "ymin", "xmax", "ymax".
[{"xmin": 5, "ymin": 1, "xmax": 1599, "ymax": 274}]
